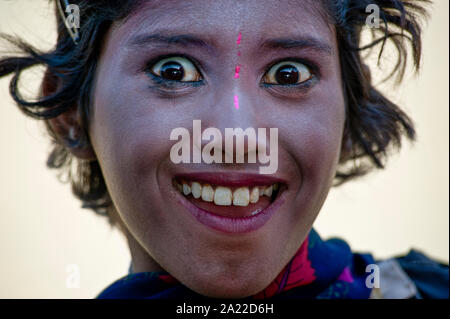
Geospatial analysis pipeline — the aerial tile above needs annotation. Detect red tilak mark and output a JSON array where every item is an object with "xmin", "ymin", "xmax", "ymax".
[
  {"xmin": 234, "ymin": 32, "xmax": 242, "ymax": 110},
  {"xmin": 234, "ymin": 65, "xmax": 241, "ymax": 79}
]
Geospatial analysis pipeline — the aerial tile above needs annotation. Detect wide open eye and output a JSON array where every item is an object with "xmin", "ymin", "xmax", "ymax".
[
  {"xmin": 263, "ymin": 61, "xmax": 312, "ymax": 85},
  {"xmin": 150, "ymin": 56, "xmax": 202, "ymax": 82}
]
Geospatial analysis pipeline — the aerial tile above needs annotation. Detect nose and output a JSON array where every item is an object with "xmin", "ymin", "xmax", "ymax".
[
  {"xmin": 195, "ymin": 86, "xmax": 274, "ymax": 166},
  {"xmin": 209, "ymin": 85, "xmax": 257, "ymax": 130}
]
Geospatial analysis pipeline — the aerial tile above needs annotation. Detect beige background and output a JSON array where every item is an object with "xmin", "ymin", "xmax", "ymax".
[{"xmin": 0, "ymin": 1, "xmax": 448, "ymax": 298}]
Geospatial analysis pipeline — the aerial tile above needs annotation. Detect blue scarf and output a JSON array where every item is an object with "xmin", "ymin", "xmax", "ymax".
[{"xmin": 97, "ymin": 229, "xmax": 375, "ymax": 299}]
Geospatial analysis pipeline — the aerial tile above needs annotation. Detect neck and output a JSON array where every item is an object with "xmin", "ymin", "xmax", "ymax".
[{"xmin": 125, "ymin": 229, "xmax": 164, "ymax": 273}]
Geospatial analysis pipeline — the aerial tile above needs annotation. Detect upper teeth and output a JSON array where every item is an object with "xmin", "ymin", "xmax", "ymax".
[
  {"xmin": 233, "ymin": 187, "xmax": 249, "ymax": 207},
  {"xmin": 174, "ymin": 180, "xmax": 279, "ymax": 207},
  {"xmin": 215, "ymin": 186, "xmax": 232, "ymax": 206}
]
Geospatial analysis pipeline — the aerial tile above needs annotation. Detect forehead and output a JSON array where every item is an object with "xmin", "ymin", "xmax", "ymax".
[{"xmin": 111, "ymin": 0, "xmax": 335, "ymax": 51}]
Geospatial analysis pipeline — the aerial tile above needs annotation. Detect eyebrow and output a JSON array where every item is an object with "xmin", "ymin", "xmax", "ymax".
[
  {"xmin": 128, "ymin": 33, "xmax": 211, "ymax": 50},
  {"xmin": 260, "ymin": 37, "xmax": 333, "ymax": 56},
  {"xmin": 127, "ymin": 33, "xmax": 333, "ymax": 57}
]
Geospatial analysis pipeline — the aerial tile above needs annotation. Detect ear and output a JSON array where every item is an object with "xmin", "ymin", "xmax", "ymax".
[{"xmin": 42, "ymin": 69, "xmax": 97, "ymax": 161}]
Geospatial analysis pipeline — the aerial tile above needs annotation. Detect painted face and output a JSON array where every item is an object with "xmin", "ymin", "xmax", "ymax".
[{"xmin": 90, "ymin": 0, "xmax": 345, "ymax": 298}]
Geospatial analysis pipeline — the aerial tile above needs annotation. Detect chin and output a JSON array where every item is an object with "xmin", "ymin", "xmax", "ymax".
[
  {"xmin": 179, "ymin": 263, "xmax": 275, "ymax": 299},
  {"xmin": 191, "ymin": 277, "xmax": 269, "ymax": 299}
]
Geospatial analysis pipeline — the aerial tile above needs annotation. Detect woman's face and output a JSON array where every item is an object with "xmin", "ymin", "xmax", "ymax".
[{"xmin": 90, "ymin": 0, "xmax": 345, "ymax": 298}]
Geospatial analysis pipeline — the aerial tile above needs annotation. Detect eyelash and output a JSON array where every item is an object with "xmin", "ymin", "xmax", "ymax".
[
  {"xmin": 148, "ymin": 72, "xmax": 204, "ymax": 88},
  {"xmin": 145, "ymin": 55, "xmax": 320, "ymax": 91},
  {"xmin": 260, "ymin": 57, "xmax": 319, "ymax": 91},
  {"xmin": 145, "ymin": 53, "xmax": 205, "ymax": 89}
]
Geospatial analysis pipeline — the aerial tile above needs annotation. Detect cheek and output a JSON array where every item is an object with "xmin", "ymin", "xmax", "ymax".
[
  {"xmin": 89, "ymin": 81, "xmax": 175, "ymax": 213},
  {"xmin": 282, "ymin": 87, "xmax": 346, "ymax": 202},
  {"xmin": 301, "ymin": 117, "xmax": 343, "ymax": 193}
]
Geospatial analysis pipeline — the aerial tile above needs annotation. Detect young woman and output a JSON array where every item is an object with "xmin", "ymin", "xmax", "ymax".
[{"xmin": 0, "ymin": 0, "xmax": 447, "ymax": 299}]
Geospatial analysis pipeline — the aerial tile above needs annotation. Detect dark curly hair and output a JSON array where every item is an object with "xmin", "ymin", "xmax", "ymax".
[{"xmin": 0, "ymin": 0, "xmax": 430, "ymax": 225}]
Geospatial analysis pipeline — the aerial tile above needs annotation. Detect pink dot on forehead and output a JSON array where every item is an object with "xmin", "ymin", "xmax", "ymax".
[
  {"xmin": 234, "ymin": 94, "xmax": 239, "ymax": 109},
  {"xmin": 234, "ymin": 32, "xmax": 242, "ymax": 110},
  {"xmin": 234, "ymin": 65, "xmax": 241, "ymax": 79}
]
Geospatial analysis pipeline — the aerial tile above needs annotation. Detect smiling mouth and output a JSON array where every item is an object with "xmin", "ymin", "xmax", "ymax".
[{"xmin": 172, "ymin": 174, "xmax": 285, "ymax": 221}]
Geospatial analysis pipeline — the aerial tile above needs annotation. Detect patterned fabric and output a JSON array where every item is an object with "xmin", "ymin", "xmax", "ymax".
[
  {"xmin": 253, "ymin": 236, "xmax": 316, "ymax": 299},
  {"xmin": 380, "ymin": 250, "xmax": 449, "ymax": 299},
  {"xmin": 97, "ymin": 229, "xmax": 379, "ymax": 299}
]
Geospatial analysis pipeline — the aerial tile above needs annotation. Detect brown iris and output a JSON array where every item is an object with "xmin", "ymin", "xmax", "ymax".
[
  {"xmin": 275, "ymin": 65, "xmax": 300, "ymax": 85},
  {"xmin": 160, "ymin": 62, "xmax": 184, "ymax": 81}
]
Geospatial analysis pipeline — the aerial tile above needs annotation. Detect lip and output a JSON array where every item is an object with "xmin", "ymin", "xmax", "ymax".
[{"xmin": 173, "ymin": 172, "xmax": 287, "ymax": 234}]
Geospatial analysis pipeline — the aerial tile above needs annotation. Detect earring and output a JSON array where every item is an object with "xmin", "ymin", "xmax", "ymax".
[
  {"xmin": 66, "ymin": 126, "xmax": 80, "ymax": 148},
  {"xmin": 68, "ymin": 127, "xmax": 77, "ymax": 141}
]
